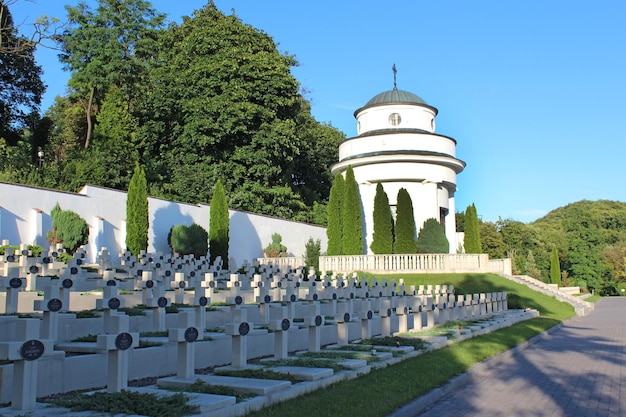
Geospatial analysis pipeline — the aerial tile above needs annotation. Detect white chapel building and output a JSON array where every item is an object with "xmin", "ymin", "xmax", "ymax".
[{"xmin": 331, "ymin": 82, "xmax": 466, "ymax": 254}]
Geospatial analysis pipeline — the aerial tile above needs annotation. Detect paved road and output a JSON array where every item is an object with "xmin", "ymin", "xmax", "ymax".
[{"xmin": 413, "ymin": 298, "xmax": 626, "ymax": 417}]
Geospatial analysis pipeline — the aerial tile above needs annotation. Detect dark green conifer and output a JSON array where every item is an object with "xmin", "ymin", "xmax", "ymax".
[
  {"xmin": 370, "ymin": 182, "xmax": 394, "ymax": 254},
  {"xmin": 209, "ymin": 179, "xmax": 229, "ymax": 268},
  {"xmin": 463, "ymin": 203, "xmax": 482, "ymax": 253},
  {"xmin": 126, "ymin": 164, "xmax": 149, "ymax": 255},
  {"xmin": 341, "ymin": 166, "xmax": 364, "ymax": 255},
  {"xmin": 326, "ymin": 173, "xmax": 344, "ymax": 255},
  {"xmin": 394, "ymin": 188, "xmax": 417, "ymax": 254},
  {"xmin": 550, "ymin": 245, "xmax": 562, "ymax": 285}
]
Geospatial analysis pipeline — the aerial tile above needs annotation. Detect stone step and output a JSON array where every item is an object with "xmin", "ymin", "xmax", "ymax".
[{"xmin": 157, "ymin": 374, "xmax": 291, "ymax": 396}]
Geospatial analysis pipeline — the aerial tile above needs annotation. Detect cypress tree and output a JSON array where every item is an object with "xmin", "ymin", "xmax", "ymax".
[
  {"xmin": 416, "ymin": 218, "xmax": 449, "ymax": 253},
  {"xmin": 394, "ymin": 188, "xmax": 417, "ymax": 254},
  {"xmin": 341, "ymin": 166, "xmax": 364, "ymax": 255},
  {"xmin": 326, "ymin": 173, "xmax": 344, "ymax": 256},
  {"xmin": 370, "ymin": 182, "xmax": 394, "ymax": 254},
  {"xmin": 463, "ymin": 203, "xmax": 482, "ymax": 253},
  {"xmin": 550, "ymin": 245, "xmax": 562, "ymax": 285},
  {"xmin": 126, "ymin": 164, "xmax": 149, "ymax": 256},
  {"xmin": 209, "ymin": 179, "xmax": 229, "ymax": 268}
]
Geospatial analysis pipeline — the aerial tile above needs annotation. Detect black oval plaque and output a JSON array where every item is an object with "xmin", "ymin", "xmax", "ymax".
[
  {"xmin": 148, "ymin": 257, "xmax": 153, "ymax": 263},
  {"xmin": 6, "ymin": 255, "xmax": 15, "ymax": 262},
  {"xmin": 47, "ymin": 298, "xmax": 62, "ymax": 312},
  {"xmin": 145, "ymin": 280, "xmax": 154, "ymax": 288},
  {"xmin": 213, "ymin": 271, "xmax": 218, "ymax": 278},
  {"xmin": 343, "ymin": 312, "xmax": 350, "ymax": 322},
  {"xmin": 432, "ymin": 304, "xmax": 436, "ymax": 311},
  {"xmin": 442, "ymin": 303, "xmax": 447, "ymax": 310},
  {"xmin": 20, "ymin": 339, "xmax": 45, "ymax": 361},
  {"xmin": 43, "ymin": 257, "xmax": 52, "ymax": 264},
  {"xmin": 350, "ymin": 292, "xmax": 354, "ymax": 299},
  {"xmin": 391, "ymin": 291, "xmax": 395, "ymax": 297},
  {"xmin": 367, "ymin": 310, "xmax": 373, "ymax": 320},
  {"xmin": 9, "ymin": 278, "xmax": 22, "ymax": 289},
  {"xmin": 209, "ymin": 281, "xmax": 215, "ymax": 288},
  {"xmin": 137, "ymin": 269, "xmax": 143, "ymax": 277},
  {"xmin": 108, "ymin": 297, "xmax": 121, "ymax": 310},
  {"xmin": 70, "ymin": 267, "xmax": 78, "ymax": 275},
  {"xmin": 178, "ymin": 281, "xmax": 186, "ymax": 289},
  {"xmin": 115, "ymin": 332, "xmax": 133, "ymax": 350},
  {"xmin": 379, "ymin": 291, "xmax": 383, "ymax": 297},
  {"xmin": 281, "ymin": 318, "xmax": 290, "ymax": 331},
  {"xmin": 184, "ymin": 327, "xmax": 199, "ymax": 342},
  {"xmin": 365, "ymin": 292, "xmax": 370, "ymax": 298},
  {"xmin": 106, "ymin": 279, "xmax": 117, "ymax": 287},
  {"xmin": 295, "ymin": 282, "xmax": 301, "ymax": 288},
  {"xmin": 190, "ymin": 271, "xmax": 196, "ymax": 277},
  {"xmin": 387, "ymin": 308, "xmax": 392, "ymax": 316},
  {"xmin": 155, "ymin": 262, "xmax": 162, "ymax": 268},
  {"xmin": 311, "ymin": 281, "xmax": 316, "ymax": 287},
  {"xmin": 21, "ymin": 249, "xmax": 29, "ymax": 256},
  {"xmin": 315, "ymin": 315, "xmax": 323, "ymax": 327},
  {"xmin": 76, "ymin": 259, "xmax": 83, "ymax": 266},
  {"xmin": 157, "ymin": 296, "xmax": 168, "ymax": 308},
  {"xmin": 29, "ymin": 265, "xmax": 39, "ymax": 274},
  {"xmin": 277, "ymin": 282, "xmax": 282, "ymax": 288},
  {"xmin": 165, "ymin": 270, "xmax": 172, "ymax": 277},
  {"xmin": 332, "ymin": 293, "xmax": 337, "ymax": 300},
  {"xmin": 290, "ymin": 294, "xmax": 296, "ymax": 302},
  {"xmin": 177, "ymin": 264, "xmax": 183, "ymax": 270},
  {"xmin": 235, "ymin": 295, "xmax": 243, "ymax": 305},
  {"xmin": 199, "ymin": 296, "xmax": 208, "ymax": 306},
  {"xmin": 313, "ymin": 293, "xmax": 318, "ymax": 301},
  {"xmin": 418, "ymin": 305, "xmax": 423, "ymax": 312},
  {"xmin": 238, "ymin": 322, "xmax": 250, "ymax": 336},
  {"xmin": 80, "ymin": 253, "xmax": 85, "ymax": 259},
  {"xmin": 52, "ymin": 252, "xmax": 59, "ymax": 258},
  {"xmin": 404, "ymin": 306, "xmax": 409, "ymax": 314},
  {"xmin": 264, "ymin": 294, "xmax": 271, "ymax": 303},
  {"xmin": 62, "ymin": 278, "xmax": 73, "ymax": 289}
]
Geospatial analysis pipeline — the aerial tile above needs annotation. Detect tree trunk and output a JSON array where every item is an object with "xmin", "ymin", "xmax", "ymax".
[{"xmin": 84, "ymin": 86, "xmax": 95, "ymax": 149}]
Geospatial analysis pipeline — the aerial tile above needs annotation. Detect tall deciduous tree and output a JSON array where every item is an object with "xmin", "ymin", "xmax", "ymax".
[
  {"xmin": 370, "ymin": 182, "xmax": 393, "ymax": 254},
  {"xmin": 341, "ymin": 166, "xmax": 364, "ymax": 255},
  {"xmin": 58, "ymin": 0, "xmax": 165, "ymax": 148},
  {"xmin": 550, "ymin": 245, "xmax": 561, "ymax": 285},
  {"xmin": 126, "ymin": 163, "xmax": 148, "ymax": 255},
  {"xmin": 209, "ymin": 179, "xmax": 229, "ymax": 268},
  {"xmin": 416, "ymin": 218, "xmax": 449, "ymax": 253},
  {"xmin": 326, "ymin": 173, "xmax": 344, "ymax": 256},
  {"xmin": 394, "ymin": 188, "xmax": 417, "ymax": 254},
  {"xmin": 464, "ymin": 203, "xmax": 482, "ymax": 253},
  {"xmin": 0, "ymin": 2, "xmax": 45, "ymax": 145}
]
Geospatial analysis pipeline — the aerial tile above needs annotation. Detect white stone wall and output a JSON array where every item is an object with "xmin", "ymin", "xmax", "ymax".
[{"xmin": 0, "ymin": 182, "xmax": 327, "ymax": 265}]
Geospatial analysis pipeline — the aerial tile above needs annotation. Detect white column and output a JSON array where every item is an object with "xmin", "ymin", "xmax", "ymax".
[
  {"xmin": 446, "ymin": 193, "xmax": 457, "ymax": 254},
  {"xmin": 30, "ymin": 208, "xmax": 43, "ymax": 246}
]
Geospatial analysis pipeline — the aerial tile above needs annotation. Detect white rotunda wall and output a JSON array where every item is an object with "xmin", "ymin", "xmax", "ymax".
[
  {"xmin": 356, "ymin": 104, "xmax": 436, "ymax": 135},
  {"xmin": 338, "ymin": 132, "xmax": 458, "ymax": 162}
]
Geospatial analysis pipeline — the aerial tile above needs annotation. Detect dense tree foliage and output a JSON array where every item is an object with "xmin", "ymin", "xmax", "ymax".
[
  {"xmin": 0, "ymin": 3, "xmax": 45, "ymax": 145},
  {"xmin": 263, "ymin": 233, "xmax": 287, "ymax": 257},
  {"xmin": 209, "ymin": 179, "xmax": 229, "ymax": 268},
  {"xmin": 370, "ymin": 182, "xmax": 394, "ymax": 254},
  {"xmin": 304, "ymin": 237, "xmax": 321, "ymax": 272},
  {"xmin": 126, "ymin": 164, "xmax": 149, "ymax": 255},
  {"xmin": 416, "ymin": 218, "xmax": 449, "ymax": 253},
  {"xmin": 1, "ymin": 2, "xmax": 343, "ymax": 225},
  {"xmin": 394, "ymin": 188, "xmax": 417, "ymax": 254},
  {"xmin": 326, "ymin": 173, "xmax": 344, "ymax": 256},
  {"xmin": 463, "ymin": 203, "xmax": 481, "ymax": 253},
  {"xmin": 58, "ymin": 0, "xmax": 165, "ymax": 148},
  {"xmin": 341, "ymin": 166, "xmax": 364, "ymax": 255}
]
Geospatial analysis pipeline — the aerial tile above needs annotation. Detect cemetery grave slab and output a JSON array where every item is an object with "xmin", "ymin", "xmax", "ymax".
[
  {"xmin": 269, "ymin": 366, "xmax": 334, "ymax": 381},
  {"xmin": 158, "ymin": 374, "xmax": 291, "ymax": 396},
  {"xmin": 122, "ymin": 386, "xmax": 236, "ymax": 413}
]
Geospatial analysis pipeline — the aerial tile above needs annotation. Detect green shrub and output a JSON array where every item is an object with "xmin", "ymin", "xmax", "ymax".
[
  {"xmin": 416, "ymin": 218, "xmax": 449, "ymax": 253},
  {"xmin": 264, "ymin": 233, "xmax": 287, "ymax": 257},
  {"xmin": 463, "ymin": 203, "xmax": 481, "ymax": 253},
  {"xmin": 170, "ymin": 223, "xmax": 208, "ymax": 258},
  {"xmin": 304, "ymin": 237, "xmax": 321, "ymax": 272},
  {"xmin": 46, "ymin": 203, "xmax": 89, "ymax": 254},
  {"xmin": 341, "ymin": 166, "xmax": 364, "ymax": 255}
]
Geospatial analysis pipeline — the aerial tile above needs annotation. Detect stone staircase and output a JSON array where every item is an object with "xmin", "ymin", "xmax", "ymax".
[{"xmin": 500, "ymin": 274, "xmax": 594, "ymax": 316}]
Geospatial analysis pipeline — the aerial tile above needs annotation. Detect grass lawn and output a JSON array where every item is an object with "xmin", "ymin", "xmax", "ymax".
[{"xmin": 245, "ymin": 273, "xmax": 575, "ymax": 417}]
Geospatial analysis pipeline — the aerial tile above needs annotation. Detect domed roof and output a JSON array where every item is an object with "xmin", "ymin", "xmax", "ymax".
[{"xmin": 366, "ymin": 88, "xmax": 427, "ymax": 106}]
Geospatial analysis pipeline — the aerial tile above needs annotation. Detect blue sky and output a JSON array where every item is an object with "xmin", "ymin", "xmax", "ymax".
[{"xmin": 10, "ymin": 0, "xmax": 626, "ymax": 223}]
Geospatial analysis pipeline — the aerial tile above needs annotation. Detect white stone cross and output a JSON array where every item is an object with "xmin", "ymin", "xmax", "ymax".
[
  {"xmin": 169, "ymin": 310, "xmax": 199, "ymax": 379},
  {"xmin": 96, "ymin": 314, "xmax": 139, "ymax": 392}
]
